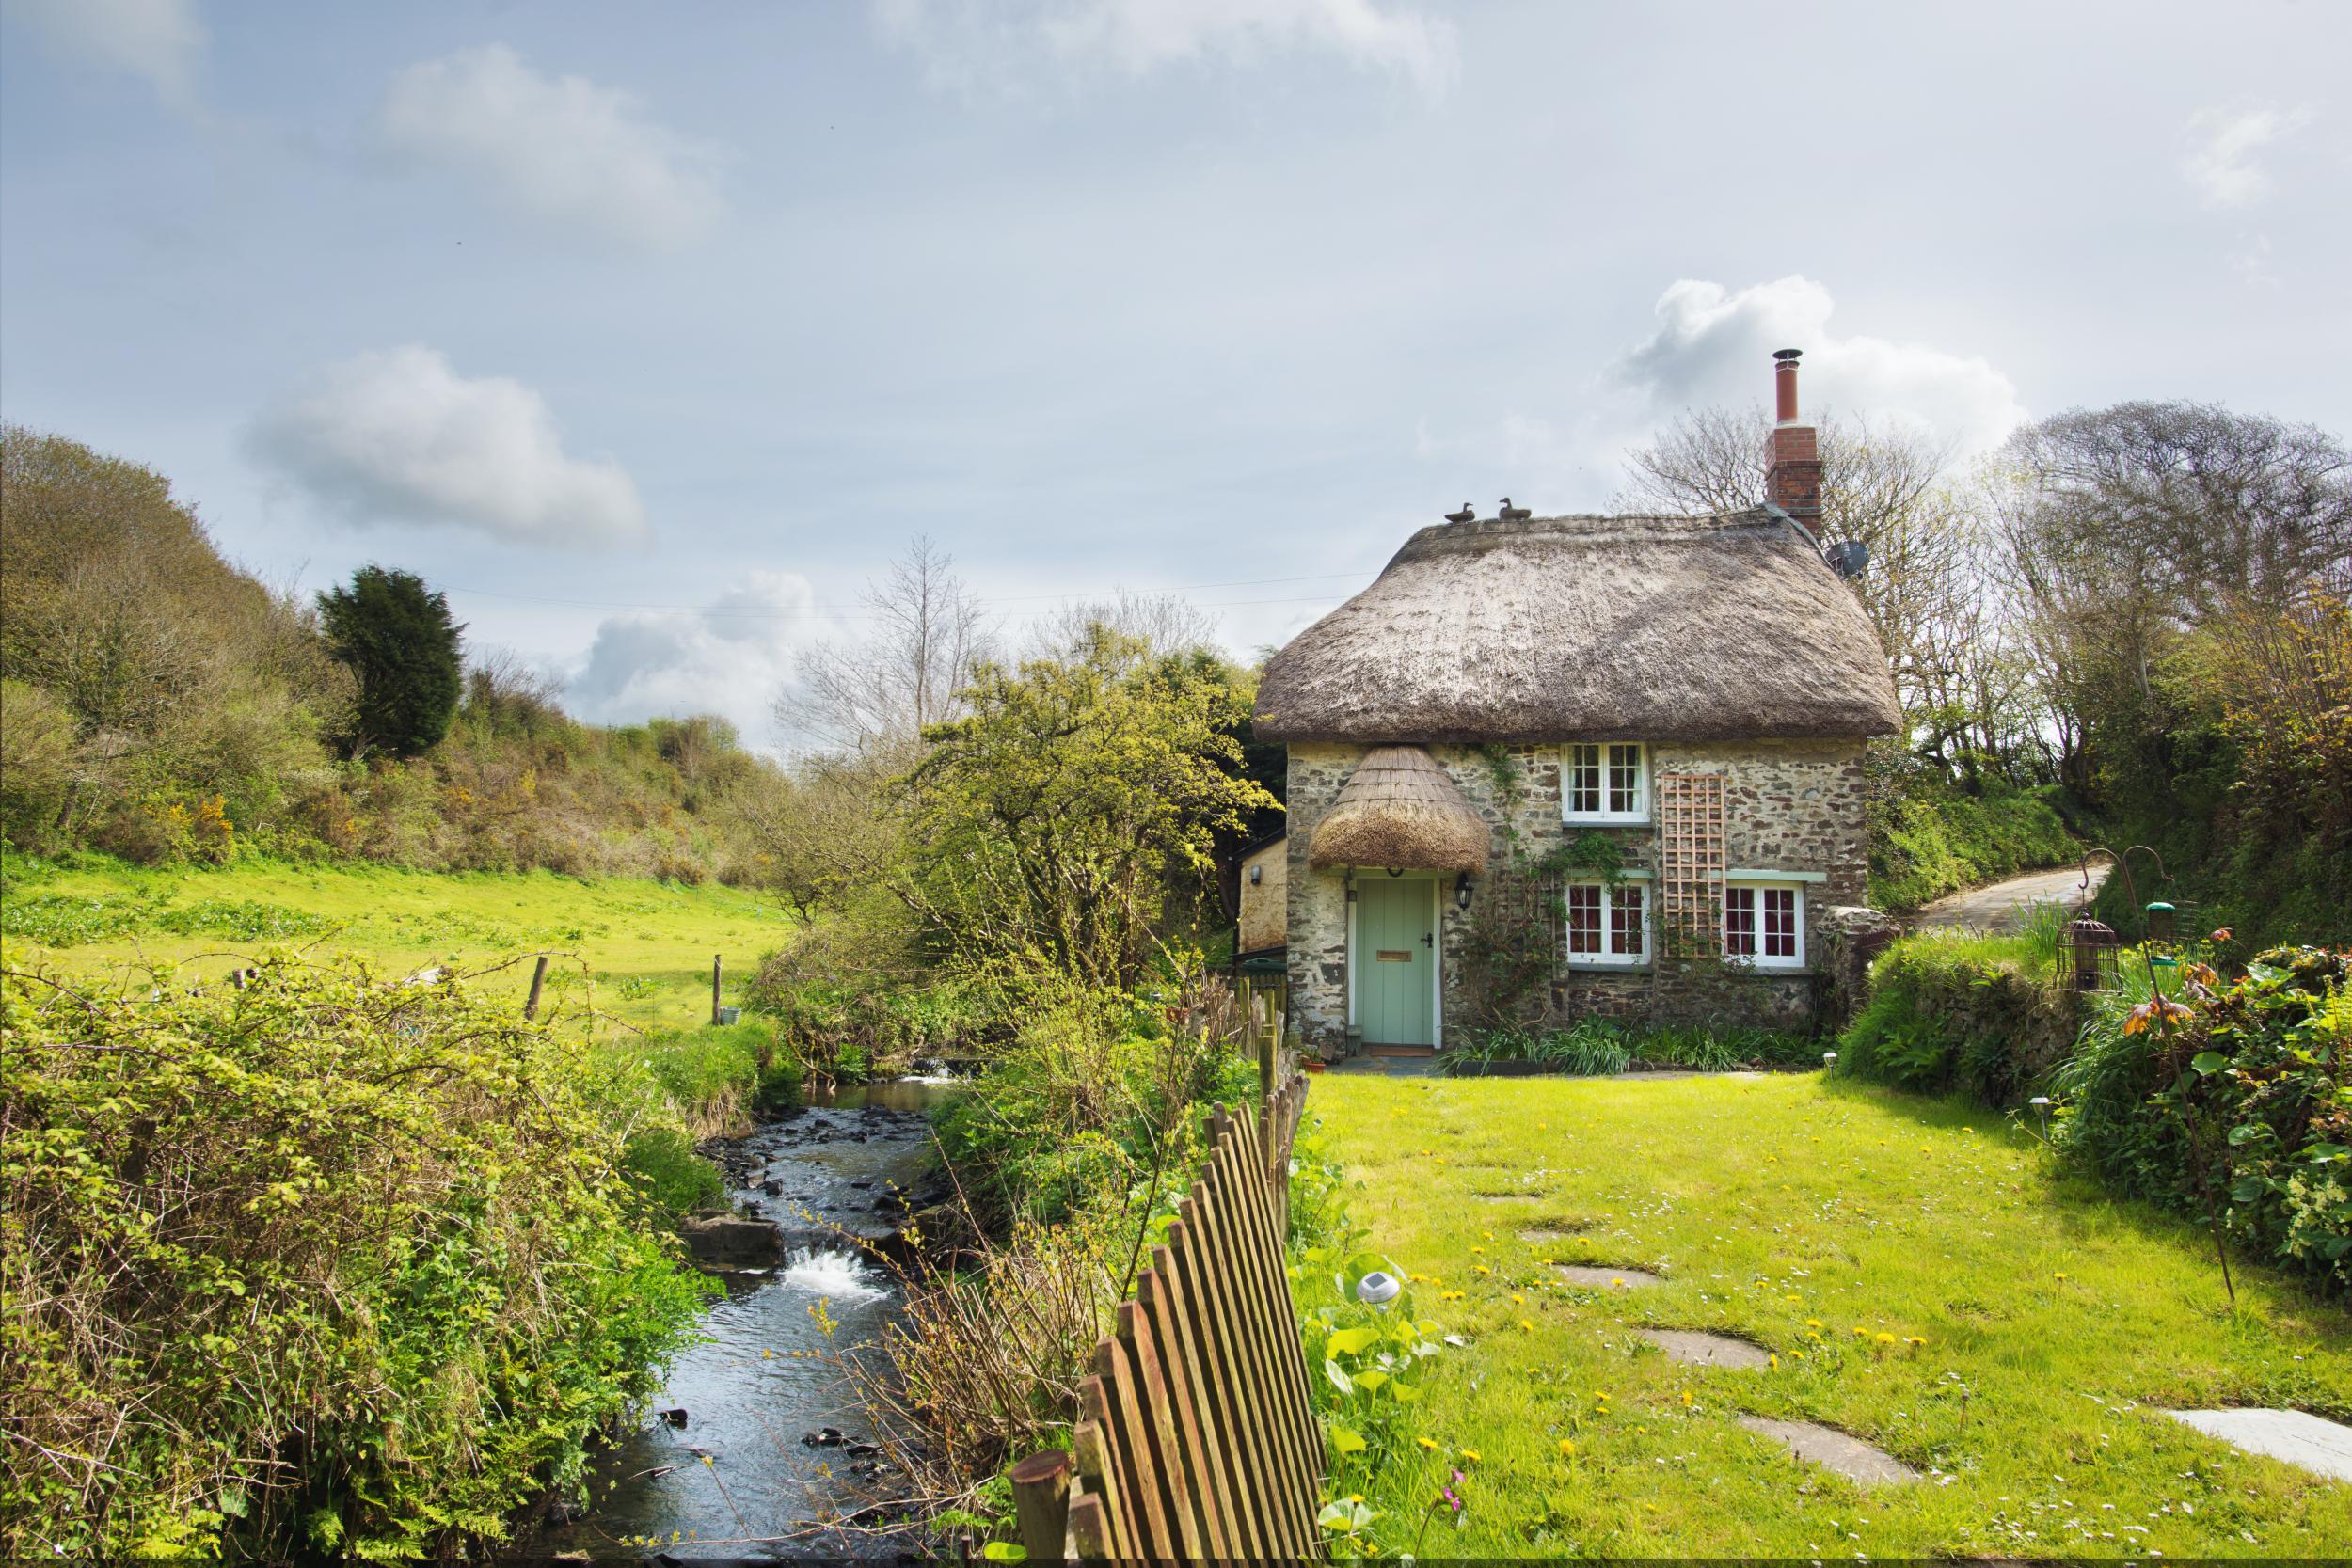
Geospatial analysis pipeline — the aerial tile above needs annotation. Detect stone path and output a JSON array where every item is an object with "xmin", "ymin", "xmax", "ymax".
[
  {"xmin": 1638, "ymin": 1328, "xmax": 1772, "ymax": 1369},
  {"xmin": 1912, "ymin": 863, "xmax": 2106, "ymax": 933},
  {"xmin": 1553, "ymin": 1264, "xmax": 1659, "ymax": 1289},
  {"xmin": 1738, "ymin": 1418, "xmax": 1920, "ymax": 1486},
  {"xmin": 2165, "ymin": 1408, "xmax": 2352, "ymax": 1482}
]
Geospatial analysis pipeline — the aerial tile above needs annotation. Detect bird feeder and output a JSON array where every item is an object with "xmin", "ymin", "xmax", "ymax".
[
  {"xmin": 2145, "ymin": 900, "xmax": 2178, "ymax": 944},
  {"xmin": 2058, "ymin": 918, "xmax": 2121, "ymax": 992}
]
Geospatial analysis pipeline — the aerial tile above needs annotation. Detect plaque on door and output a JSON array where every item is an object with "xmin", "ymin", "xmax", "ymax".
[{"xmin": 1375, "ymin": 949, "xmax": 1412, "ymax": 962}]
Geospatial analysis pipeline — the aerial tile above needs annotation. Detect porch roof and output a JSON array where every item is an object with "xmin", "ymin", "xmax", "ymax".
[{"xmin": 1306, "ymin": 744, "xmax": 1489, "ymax": 876}]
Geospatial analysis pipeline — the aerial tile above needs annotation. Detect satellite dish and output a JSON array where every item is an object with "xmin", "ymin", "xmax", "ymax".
[{"xmin": 1827, "ymin": 541, "xmax": 1869, "ymax": 578}]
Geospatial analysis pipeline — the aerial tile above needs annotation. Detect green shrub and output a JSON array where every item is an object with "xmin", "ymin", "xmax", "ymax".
[
  {"xmin": 0, "ymin": 891, "xmax": 157, "ymax": 945},
  {"xmin": 152, "ymin": 898, "xmax": 329, "ymax": 941},
  {"xmin": 623, "ymin": 1127, "xmax": 725, "ymax": 1217},
  {"xmin": 0, "ymin": 955, "xmax": 711, "ymax": 1559},
  {"xmin": 1836, "ymin": 930, "xmax": 2074, "ymax": 1102},
  {"xmin": 1868, "ymin": 774, "xmax": 2079, "ymax": 910},
  {"xmin": 2051, "ymin": 945, "xmax": 2352, "ymax": 1294}
]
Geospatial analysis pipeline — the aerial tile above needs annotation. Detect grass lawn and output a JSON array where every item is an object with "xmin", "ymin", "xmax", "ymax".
[
  {"xmin": 0, "ymin": 854, "xmax": 796, "ymax": 1034},
  {"xmin": 1311, "ymin": 1070, "xmax": 2352, "ymax": 1558}
]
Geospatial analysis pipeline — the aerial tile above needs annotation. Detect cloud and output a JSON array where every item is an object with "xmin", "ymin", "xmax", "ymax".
[
  {"xmin": 4, "ymin": 0, "xmax": 204, "ymax": 112},
  {"xmin": 249, "ymin": 346, "xmax": 647, "ymax": 546},
  {"xmin": 1610, "ymin": 276, "xmax": 2026, "ymax": 454},
  {"xmin": 2181, "ymin": 105, "xmax": 2309, "ymax": 210},
  {"xmin": 565, "ymin": 573, "xmax": 830, "ymax": 749},
  {"xmin": 373, "ymin": 43, "xmax": 723, "ymax": 249},
  {"xmin": 873, "ymin": 0, "xmax": 1457, "ymax": 100}
]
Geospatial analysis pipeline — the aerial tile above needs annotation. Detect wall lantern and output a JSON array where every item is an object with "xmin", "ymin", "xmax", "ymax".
[
  {"xmin": 1454, "ymin": 871, "xmax": 1474, "ymax": 911},
  {"xmin": 1248, "ymin": 864, "xmax": 1263, "ymax": 885}
]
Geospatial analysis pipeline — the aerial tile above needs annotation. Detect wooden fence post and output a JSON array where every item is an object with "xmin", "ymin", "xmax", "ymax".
[
  {"xmin": 523, "ymin": 955, "xmax": 549, "ymax": 1021},
  {"xmin": 1010, "ymin": 1449, "xmax": 1073, "ymax": 1563},
  {"xmin": 1257, "ymin": 992, "xmax": 1275, "ymax": 1101},
  {"xmin": 711, "ymin": 954, "xmax": 723, "ymax": 1025}
]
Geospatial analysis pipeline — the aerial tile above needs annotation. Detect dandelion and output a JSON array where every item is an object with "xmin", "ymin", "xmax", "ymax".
[
  {"xmin": 2055, "ymin": 1272, "xmax": 2067, "ymax": 1280},
  {"xmin": 1416, "ymin": 1436, "xmax": 1441, "ymax": 1451},
  {"xmin": 1784, "ymin": 1294, "xmax": 1802, "ymax": 1305},
  {"xmin": 1460, "ymin": 1449, "xmax": 1482, "ymax": 1465},
  {"xmin": 1681, "ymin": 1390, "xmax": 1693, "ymax": 1406},
  {"xmin": 1558, "ymin": 1438, "xmax": 1577, "ymax": 1456},
  {"xmin": 1511, "ymin": 1293, "xmax": 1527, "ymax": 1307},
  {"xmin": 1805, "ymin": 1319, "xmax": 1822, "ymax": 1328},
  {"xmin": 1518, "ymin": 1319, "xmax": 1534, "ymax": 1331},
  {"xmin": 1770, "ymin": 1354, "xmax": 1780, "ymax": 1369},
  {"xmin": 1475, "ymin": 1265, "xmax": 1492, "ymax": 1275},
  {"xmin": 1853, "ymin": 1327, "xmax": 1867, "ymax": 1338},
  {"xmin": 1472, "ymin": 1246, "xmax": 1486, "ymax": 1255},
  {"xmin": 1611, "ymin": 1276, "xmax": 1626, "ymax": 1288},
  {"xmin": 1875, "ymin": 1332, "xmax": 1897, "ymax": 1345},
  {"xmin": 1905, "ymin": 1336, "xmax": 1926, "ymax": 1347}
]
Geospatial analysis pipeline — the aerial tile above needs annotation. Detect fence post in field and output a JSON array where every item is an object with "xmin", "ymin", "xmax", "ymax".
[
  {"xmin": 1009, "ymin": 1449, "xmax": 1073, "ymax": 1563},
  {"xmin": 1257, "ymin": 991, "xmax": 1275, "ymax": 1100},
  {"xmin": 523, "ymin": 955, "xmax": 549, "ymax": 1020},
  {"xmin": 710, "ymin": 954, "xmax": 723, "ymax": 1025}
]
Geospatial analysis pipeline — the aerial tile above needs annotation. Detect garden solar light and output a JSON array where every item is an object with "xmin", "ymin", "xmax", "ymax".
[
  {"xmin": 1821, "ymin": 1051, "xmax": 1837, "ymax": 1071},
  {"xmin": 2029, "ymin": 1096, "xmax": 2052, "ymax": 1140},
  {"xmin": 1356, "ymin": 1271, "xmax": 1402, "ymax": 1308}
]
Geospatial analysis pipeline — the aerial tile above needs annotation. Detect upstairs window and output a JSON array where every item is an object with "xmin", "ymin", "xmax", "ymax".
[
  {"xmin": 1564, "ymin": 742, "xmax": 1647, "ymax": 823},
  {"xmin": 1723, "ymin": 881, "xmax": 1804, "ymax": 969},
  {"xmin": 1565, "ymin": 879, "xmax": 1647, "ymax": 965}
]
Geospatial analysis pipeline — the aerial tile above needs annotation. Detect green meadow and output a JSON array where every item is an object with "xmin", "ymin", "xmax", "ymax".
[
  {"xmin": 0, "ymin": 852, "xmax": 794, "ymax": 1030},
  {"xmin": 1311, "ymin": 1069, "xmax": 2352, "ymax": 1559}
]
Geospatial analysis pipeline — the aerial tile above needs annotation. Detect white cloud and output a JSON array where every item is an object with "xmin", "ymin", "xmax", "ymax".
[
  {"xmin": 873, "ymin": 0, "xmax": 1456, "ymax": 100},
  {"xmin": 373, "ymin": 43, "xmax": 723, "ymax": 249},
  {"xmin": 249, "ymin": 345, "xmax": 647, "ymax": 546},
  {"xmin": 5, "ymin": 0, "xmax": 204, "ymax": 112},
  {"xmin": 2229, "ymin": 232, "xmax": 2280, "ymax": 290},
  {"xmin": 565, "ymin": 573, "xmax": 831, "ymax": 749},
  {"xmin": 1610, "ymin": 276, "xmax": 2026, "ymax": 455},
  {"xmin": 2181, "ymin": 105, "xmax": 2309, "ymax": 210}
]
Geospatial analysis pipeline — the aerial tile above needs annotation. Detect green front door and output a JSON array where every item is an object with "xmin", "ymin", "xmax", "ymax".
[{"xmin": 1357, "ymin": 877, "xmax": 1436, "ymax": 1046}]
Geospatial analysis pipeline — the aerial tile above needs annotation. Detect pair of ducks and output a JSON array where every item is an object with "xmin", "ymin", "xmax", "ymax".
[{"xmin": 1445, "ymin": 498, "xmax": 1532, "ymax": 523}]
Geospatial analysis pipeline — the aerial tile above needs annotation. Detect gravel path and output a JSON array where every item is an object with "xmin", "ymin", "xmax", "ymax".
[{"xmin": 1912, "ymin": 863, "xmax": 2106, "ymax": 932}]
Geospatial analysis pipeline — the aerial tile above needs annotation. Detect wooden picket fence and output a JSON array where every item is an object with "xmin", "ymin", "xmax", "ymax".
[{"xmin": 1009, "ymin": 1033, "xmax": 1318, "ymax": 1561}]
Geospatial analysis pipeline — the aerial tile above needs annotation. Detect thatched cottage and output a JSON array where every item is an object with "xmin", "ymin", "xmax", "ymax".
[{"xmin": 1247, "ymin": 351, "xmax": 1900, "ymax": 1056}]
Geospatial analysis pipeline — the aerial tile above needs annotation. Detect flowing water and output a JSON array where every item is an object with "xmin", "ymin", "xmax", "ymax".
[{"xmin": 539, "ymin": 1078, "xmax": 954, "ymax": 1560}]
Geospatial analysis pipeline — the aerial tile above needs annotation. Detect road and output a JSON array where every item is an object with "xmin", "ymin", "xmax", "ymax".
[{"xmin": 1911, "ymin": 863, "xmax": 2107, "ymax": 933}]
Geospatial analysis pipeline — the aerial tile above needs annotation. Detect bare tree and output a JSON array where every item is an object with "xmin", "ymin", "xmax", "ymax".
[
  {"xmin": 775, "ymin": 536, "xmax": 993, "ymax": 755},
  {"xmin": 1025, "ymin": 588, "xmax": 1219, "ymax": 665}
]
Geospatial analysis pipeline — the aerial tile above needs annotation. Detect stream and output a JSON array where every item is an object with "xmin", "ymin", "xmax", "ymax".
[{"xmin": 539, "ymin": 1078, "xmax": 956, "ymax": 1560}]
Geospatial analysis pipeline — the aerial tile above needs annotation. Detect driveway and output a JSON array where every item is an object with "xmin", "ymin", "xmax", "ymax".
[{"xmin": 1911, "ymin": 863, "xmax": 2106, "ymax": 933}]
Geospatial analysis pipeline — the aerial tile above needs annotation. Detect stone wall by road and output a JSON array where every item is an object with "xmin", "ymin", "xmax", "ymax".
[{"xmin": 1283, "ymin": 738, "xmax": 1871, "ymax": 1055}]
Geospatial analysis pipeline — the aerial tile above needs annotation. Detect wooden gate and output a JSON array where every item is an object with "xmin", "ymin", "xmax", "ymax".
[{"xmin": 1009, "ymin": 1065, "xmax": 1318, "ymax": 1560}]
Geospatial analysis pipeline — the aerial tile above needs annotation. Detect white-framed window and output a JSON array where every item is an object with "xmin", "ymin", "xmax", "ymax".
[
  {"xmin": 1723, "ymin": 880, "xmax": 1805, "ymax": 969},
  {"xmin": 1565, "ymin": 879, "xmax": 1648, "ymax": 966},
  {"xmin": 1563, "ymin": 742, "xmax": 1647, "ymax": 823}
]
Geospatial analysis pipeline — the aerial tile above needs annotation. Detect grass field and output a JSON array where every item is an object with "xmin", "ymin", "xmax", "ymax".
[
  {"xmin": 1311, "ymin": 1070, "xmax": 2352, "ymax": 1558},
  {"xmin": 0, "ymin": 852, "xmax": 795, "ymax": 1033}
]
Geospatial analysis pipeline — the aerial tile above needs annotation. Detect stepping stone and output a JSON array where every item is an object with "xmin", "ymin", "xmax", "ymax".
[
  {"xmin": 1738, "ymin": 1417, "xmax": 1918, "ymax": 1486},
  {"xmin": 1638, "ymin": 1328, "xmax": 1771, "ymax": 1369},
  {"xmin": 1554, "ymin": 1265, "xmax": 1660, "ymax": 1289},
  {"xmin": 2164, "ymin": 1408, "xmax": 2352, "ymax": 1482},
  {"xmin": 1518, "ymin": 1225, "xmax": 1586, "ymax": 1243}
]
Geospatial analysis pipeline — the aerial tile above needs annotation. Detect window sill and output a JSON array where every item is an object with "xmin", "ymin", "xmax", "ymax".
[
  {"xmin": 1562, "ymin": 814, "xmax": 1650, "ymax": 828},
  {"xmin": 1563, "ymin": 961, "xmax": 1653, "ymax": 975}
]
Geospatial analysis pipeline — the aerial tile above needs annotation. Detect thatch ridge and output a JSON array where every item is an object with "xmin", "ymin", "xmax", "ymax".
[
  {"xmin": 1256, "ymin": 510, "xmax": 1901, "ymax": 743},
  {"xmin": 1307, "ymin": 745, "xmax": 1489, "ymax": 874}
]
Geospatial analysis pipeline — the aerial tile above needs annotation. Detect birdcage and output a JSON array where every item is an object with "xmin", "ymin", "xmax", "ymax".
[{"xmin": 2058, "ymin": 917, "xmax": 2121, "ymax": 992}]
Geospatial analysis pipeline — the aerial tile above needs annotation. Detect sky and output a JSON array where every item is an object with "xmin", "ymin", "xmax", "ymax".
[{"xmin": 4, "ymin": 0, "xmax": 2346, "ymax": 752}]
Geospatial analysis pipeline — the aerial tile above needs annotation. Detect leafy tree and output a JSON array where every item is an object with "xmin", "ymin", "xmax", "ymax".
[
  {"xmin": 891, "ymin": 626, "xmax": 1279, "ymax": 990},
  {"xmin": 318, "ymin": 566, "xmax": 464, "ymax": 758}
]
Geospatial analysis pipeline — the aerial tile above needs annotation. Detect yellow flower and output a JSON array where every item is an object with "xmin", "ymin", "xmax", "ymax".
[
  {"xmin": 2054, "ymin": 1271, "xmax": 2067, "ymax": 1280},
  {"xmin": 1905, "ymin": 1336, "xmax": 1926, "ymax": 1347},
  {"xmin": 1518, "ymin": 1319, "xmax": 1534, "ymax": 1331},
  {"xmin": 1416, "ymin": 1436, "xmax": 1440, "ymax": 1451},
  {"xmin": 1460, "ymin": 1449, "xmax": 1482, "ymax": 1465},
  {"xmin": 1472, "ymin": 1246, "xmax": 1486, "ymax": 1255},
  {"xmin": 1611, "ymin": 1276, "xmax": 1626, "ymax": 1288},
  {"xmin": 1680, "ymin": 1390, "xmax": 1692, "ymax": 1405},
  {"xmin": 1805, "ymin": 1319, "xmax": 1822, "ymax": 1328},
  {"xmin": 1557, "ymin": 1438, "xmax": 1576, "ymax": 1456},
  {"xmin": 1511, "ymin": 1293, "xmax": 1527, "ymax": 1306},
  {"xmin": 1769, "ymin": 1354, "xmax": 1779, "ymax": 1369},
  {"xmin": 1874, "ymin": 1332, "xmax": 1897, "ymax": 1345},
  {"xmin": 1784, "ymin": 1294, "xmax": 1802, "ymax": 1305},
  {"xmin": 1475, "ymin": 1265, "xmax": 1492, "ymax": 1275},
  {"xmin": 1852, "ymin": 1327, "xmax": 1867, "ymax": 1338}
]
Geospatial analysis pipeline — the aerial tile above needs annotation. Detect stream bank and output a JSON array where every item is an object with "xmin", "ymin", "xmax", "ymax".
[{"xmin": 539, "ymin": 1079, "xmax": 956, "ymax": 1561}]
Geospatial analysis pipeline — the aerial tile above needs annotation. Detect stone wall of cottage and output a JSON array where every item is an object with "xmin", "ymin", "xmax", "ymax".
[{"xmin": 1283, "ymin": 737, "xmax": 1871, "ymax": 1055}]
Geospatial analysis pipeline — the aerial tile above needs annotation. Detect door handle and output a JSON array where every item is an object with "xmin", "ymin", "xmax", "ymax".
[{"xmin": 1421, "ymin": 933, "xmax": 1434, "ymax": 948}]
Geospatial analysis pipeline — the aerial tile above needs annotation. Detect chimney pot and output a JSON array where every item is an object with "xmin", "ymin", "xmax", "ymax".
[
  {"xmin": 1764, "ymin": 349, "xmax": 1821, "ymax": 530},
  {"xmin": 1772, "ymin": 348, "xmax": 1803, "ymax": 423}
]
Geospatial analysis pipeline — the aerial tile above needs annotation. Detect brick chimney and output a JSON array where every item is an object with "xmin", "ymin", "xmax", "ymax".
[{"xmin": 1765, "ymin": 348, "xmax": 1822, "ymax": 533}]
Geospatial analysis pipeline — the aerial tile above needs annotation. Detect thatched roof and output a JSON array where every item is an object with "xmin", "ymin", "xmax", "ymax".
[
  {"xmin": 1257, "ymin": 511, "xmax": 1901, "ymax": 743},
  {"xmin": 1307, "ymin": 745, "xmax": 1489, "ymax": 874}
]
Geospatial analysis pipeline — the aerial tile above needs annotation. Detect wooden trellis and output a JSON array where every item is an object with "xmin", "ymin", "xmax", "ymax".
[
  {"xmin": 1655, "ymin": 772, "xmax": 1725, "ymax": 958},
  {"xmin": 1009, "ymin": 1073, "xmax": 1320, "ymax": 1561}
]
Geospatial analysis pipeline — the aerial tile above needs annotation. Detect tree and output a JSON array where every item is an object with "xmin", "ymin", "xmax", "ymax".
[
  {"xmin": 776, "ymin": 535, "xmax": 993, "ymax": 755},
  {"xmin": 318, "ymin": 566, "xmax": 463, "ymax": 758},
  {"xmin": 891, "ymin": 625, "xmax": 1279, "ymax": 990}
]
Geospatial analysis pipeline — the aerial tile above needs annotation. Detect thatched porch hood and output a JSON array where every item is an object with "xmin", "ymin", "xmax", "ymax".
[
  {"xmin": 1254, "ymin": 510, "xmax": 1902, "ymax": 743},
  {"xmin": 1306, "ymin": 744, "xmax": 1489, "ymax": 874}
]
